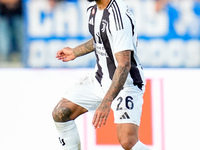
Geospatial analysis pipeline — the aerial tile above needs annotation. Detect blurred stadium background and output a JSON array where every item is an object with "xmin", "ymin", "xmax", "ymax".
[
  {"xmin": 0, "ymin": 0, "xmax": 199, "ymax": 68},
  {"xmin": 0, "ymin": 0, "xmax": 200, "ymax": 150}
]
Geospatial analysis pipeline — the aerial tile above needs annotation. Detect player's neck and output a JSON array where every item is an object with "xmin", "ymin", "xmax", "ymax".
[{"xmin": 96, "ymin": 0, "xmax": 111, "ymax": 10}]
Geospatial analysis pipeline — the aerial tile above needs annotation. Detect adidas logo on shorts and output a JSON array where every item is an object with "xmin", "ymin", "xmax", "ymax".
[{"xmin": 120, "ymin": 112, "xmax": 130, "ymax": 119}]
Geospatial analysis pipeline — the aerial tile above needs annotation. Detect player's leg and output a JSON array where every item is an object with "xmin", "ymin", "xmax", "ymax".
[
  {"xmin": 52, "ymin": 98, "xmax": 88, "ymax": 122},
  {"xmin": 52, "ymin": 72, "xmax": 103, "ymax": 150},
  {"xmin": 52, "ymin": 98, "xmax": 88, "ymax": 150},
  {"xmin": 117, "ymin": 123, "xmax": 150, "ymax": 150},
  {"xmin": 112, "ymin": 85, "xmax": 150, "ymax": 150},
  {"xmin": 117, "ymin": 123, "xmax": 138, "ymax": 149}
]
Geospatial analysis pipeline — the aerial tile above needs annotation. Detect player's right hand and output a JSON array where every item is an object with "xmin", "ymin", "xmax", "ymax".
[{"xmin": 56, "ymin": 47, "xmax": 76, "ymax": 62}]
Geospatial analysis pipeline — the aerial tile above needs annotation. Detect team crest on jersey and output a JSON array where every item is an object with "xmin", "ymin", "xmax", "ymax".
[
  {"xmin": 101, "ymin": 19, "xmax": 108, "ymax": 32},
  {"xmin": 92, "ymin": 8, "xmax": 95, "ymax": 15}
]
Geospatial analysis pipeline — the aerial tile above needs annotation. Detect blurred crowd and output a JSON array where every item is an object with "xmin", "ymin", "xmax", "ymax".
[
  {"xmin": 0, "ymin": 0, "xmax": 78, "ymax": 67},
  {"xmin": 0, "ymin": 0, "xmax": 23, "ymax": 67}
]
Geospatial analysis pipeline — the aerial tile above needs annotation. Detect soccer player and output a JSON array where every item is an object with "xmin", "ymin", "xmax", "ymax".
[{"xmin": 52, "ymin": 0, "xmax": 150, "ymax": 149}]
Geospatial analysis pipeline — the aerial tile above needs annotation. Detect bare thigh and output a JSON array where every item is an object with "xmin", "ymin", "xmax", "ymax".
[
  {"xmin": 117, "ymin": 123, "xmax": 139, "ymax": 150},
  {"xmin": 52, "ymin": 98, "xmax": 88, "ymax": 122}
]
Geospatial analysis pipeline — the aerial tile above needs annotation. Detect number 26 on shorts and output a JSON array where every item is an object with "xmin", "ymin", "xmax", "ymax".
[{"xmin": 116, "ymin": 96, "xmax": 134, "ymax": 111}]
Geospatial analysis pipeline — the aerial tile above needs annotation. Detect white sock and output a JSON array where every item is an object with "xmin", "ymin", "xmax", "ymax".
[
  {"xmin": 131, "ymin": 140, "xmax": 150, "ymax": 150},
  {"xmin": 55, "ymin": 120, "xmax": 81, "ymax": 150}
]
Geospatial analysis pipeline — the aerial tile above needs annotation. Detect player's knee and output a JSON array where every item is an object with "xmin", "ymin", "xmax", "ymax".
[
  {"xmin": 120, "ymin": 140, "xmax": 133, "ymax": 150},
  {"xmin": 119, "ymin": 137, "xmax": 137, "ymax": 150},
  {"xmin": 52, "ymin": 104, "xmax": 72, "ymax": 122}
]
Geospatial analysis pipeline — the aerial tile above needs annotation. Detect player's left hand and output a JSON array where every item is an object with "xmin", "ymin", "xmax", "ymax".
[{"xmin": 92, "ymin": 102, "xmax": 111, "ymax": 129}]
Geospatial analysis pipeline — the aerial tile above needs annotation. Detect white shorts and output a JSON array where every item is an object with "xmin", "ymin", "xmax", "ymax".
[{"xmin": 63, "ymin": 72, "xmax": 144, "ymax": 126}]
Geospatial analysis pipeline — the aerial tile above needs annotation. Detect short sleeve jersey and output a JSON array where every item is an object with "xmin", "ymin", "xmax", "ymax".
[{"xmin": 87, "ymin": 0, "xmax": 145, "ymax": 90}]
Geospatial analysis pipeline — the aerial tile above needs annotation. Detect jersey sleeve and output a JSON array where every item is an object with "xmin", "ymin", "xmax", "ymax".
[{"xmin": 110, "ymin": 11, "xmax": 136, "ymax": 54}]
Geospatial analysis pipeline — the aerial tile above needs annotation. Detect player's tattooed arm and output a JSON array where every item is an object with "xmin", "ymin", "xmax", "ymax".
[
  {"xmin": 92, "ymin": 50, "xmax": 131, "ymax": 128},
  {"xmin": 56, "ymin": 38, "xmax": 94, "ymax": 62},
  {"xmin": 73, "ymin": 38, "xmax": 94, "ymax": 57},
  {"xmin": 104, "ymin": 50, "xmax": 131, "ymax": 102}
]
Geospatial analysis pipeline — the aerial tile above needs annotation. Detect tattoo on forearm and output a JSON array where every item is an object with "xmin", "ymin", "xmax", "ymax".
[
  {"xmin": 84, "ymin": 39, "xmax": 94, "ymax": 52},
  {"xmin": 103, "ymin": 65, "xmax": 129, "ymax": 104},
  {"xmin": 73, "ymin": 38, "xmax": 94, "ymax": 57},
  {"xmin": 104, "ymin": 51, "xmax": 131, "ymax": 103},
  {"xmin": 111, "ymin": 66, "xmax": 129, "ymax": 95}
]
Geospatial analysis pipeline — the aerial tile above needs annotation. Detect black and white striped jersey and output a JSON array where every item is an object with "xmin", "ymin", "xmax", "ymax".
[{"xmin": 87, "ymin": 0, "xmax": 145, "ymax": 90}]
